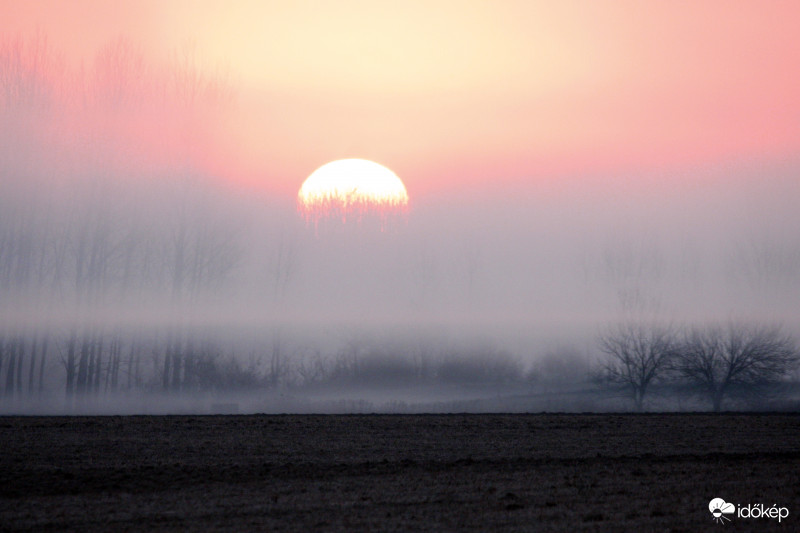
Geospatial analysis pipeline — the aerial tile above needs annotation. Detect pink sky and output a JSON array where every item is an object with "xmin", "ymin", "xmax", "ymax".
[{"xmin": 4, "ymin": 0, "xmax": 800, "ymax": 196}]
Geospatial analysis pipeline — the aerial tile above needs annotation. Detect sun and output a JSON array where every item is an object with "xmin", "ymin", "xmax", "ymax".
[{"xmin": 298, "ymin": 159, "xmax": 409, "ymax": 230}]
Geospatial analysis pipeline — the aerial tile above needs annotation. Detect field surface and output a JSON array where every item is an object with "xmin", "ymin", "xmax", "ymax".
[{"xmin": 1, "ymin": 414, "xmax": 799, "ymax": 531}]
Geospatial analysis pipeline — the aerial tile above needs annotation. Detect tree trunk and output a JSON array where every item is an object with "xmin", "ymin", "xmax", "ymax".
[
  {"xmin": 76, "ymin": 336, "xmax": 90, "ymax": 394},
  {"xmin": 712, "ymin": 391, "xmax": 723, "ymax": 412},
  {"xmin": 15, "ymin": 338, "xmax": 24, "ymax": 396},
  {"xmin": 114, "ymin": 338, "xmax": 121, "ymax": 390},
  {"xmin": 5, "ymin": 341, "xmax": 16, "ymax": 398},
  {"xmin": 634, "ymin": 389, "xmax": 644, "ymax": 411},
  {"xmin": 183, "ymin": 341, "xmax": 194, "ymax": 391},
  {"xmin": 65, "ymin": 333, "xmax": 76, "ymax": 398},
  {"xmin": 126, "ymin": 344, "xmax": 135, "ymax": 390},
  {"xmin": 104, "ymin": 343, "xmax": 112, "ymax": 393},
  {"xmin": 0, "ymin": 338, "xmax": 5, "ymax": 397},
  {"xmin": 270, "ymin": 334, "xmax": 282, "ymax": 388},
  {"xmin": 134, "ymin": 350, "xmax": 141, "ymax": 388},
  {"xmin": 38, "ymin": 336, "xmax": 48, "ymax": 395},
  {"xmin": 28, "ymin": 336, "xmax": 38, "ymax": 394},
  {"xmin": 163, "ymin": 346, "xmax": 172, "ymax": 391},
  {"xmin": 109, "ymin": 338, "xmax": 120, "ymax": 392},
  {"xmin": 86, "ymin": 342, "xmax": 95, "ymax": 394},
  {"xmin": 115, "ymin": 339, "xmax": 121, "ymax": 390},
  {"xmin": 171, "ymin": 339, "xmax": 182, "ymax": 392},
  {"xmin": 93, "ymin": 337, "xmax": 103, "ymax": 394}
]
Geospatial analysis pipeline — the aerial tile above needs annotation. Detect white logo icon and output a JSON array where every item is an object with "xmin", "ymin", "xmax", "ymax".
[{"xmin": 709, "ymin": 498, "xmax": 736, "ymax": 524}]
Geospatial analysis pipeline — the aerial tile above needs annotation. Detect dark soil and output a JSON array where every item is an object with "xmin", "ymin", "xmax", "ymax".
[{"xmin": 1, "ymin": 414, "xmax": 799, "ymax": 531}]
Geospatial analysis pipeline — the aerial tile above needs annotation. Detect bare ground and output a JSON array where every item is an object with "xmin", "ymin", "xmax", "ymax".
[{"xmin": 1, "ymin": 414, "xmax": 799, "ymax": 531}]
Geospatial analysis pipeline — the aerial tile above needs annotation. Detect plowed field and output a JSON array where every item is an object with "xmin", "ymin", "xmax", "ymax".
[{"xmin": 2, "ymin": 414, "xmax": 798, "ymax": 531}]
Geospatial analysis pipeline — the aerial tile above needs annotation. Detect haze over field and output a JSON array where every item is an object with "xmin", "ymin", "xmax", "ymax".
[{"xmin": 2, "ymin": 1, "xmax": 800, "ymax": 412}]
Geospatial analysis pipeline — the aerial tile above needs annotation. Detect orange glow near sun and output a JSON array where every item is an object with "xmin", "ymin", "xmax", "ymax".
[{"xmin": 298, "ymin": 159, "xmax": 409, "ymax": 229}]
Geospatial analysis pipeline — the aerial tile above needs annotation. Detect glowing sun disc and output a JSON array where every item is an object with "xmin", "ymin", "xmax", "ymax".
[{"xmin": 298, "ymin": 159, "xmax": 409, "ymax": 225}]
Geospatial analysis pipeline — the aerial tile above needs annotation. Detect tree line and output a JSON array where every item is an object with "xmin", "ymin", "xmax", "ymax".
[
  {"xmin": 0, "ymin": 178, "xmax": 245, "ymax": 405},
  {"xmin": 598, "ymin": 322, "xmax": 799, "ymax": 411},
  {"xmin": 2, "ymin": 315, "xmax": 797, "ymax": 412}
]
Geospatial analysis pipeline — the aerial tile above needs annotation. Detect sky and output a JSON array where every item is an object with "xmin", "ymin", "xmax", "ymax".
[
  {"xmin": 2, "ymin": 1, "xmax": 800, "ymax": 335},
  {"xmin": 2, "ymin": 1, "xmax": 800, "ymax": 411},
  {"xmin": 4, "ymin": 0, "xmax": 800, "ymax": 196}
]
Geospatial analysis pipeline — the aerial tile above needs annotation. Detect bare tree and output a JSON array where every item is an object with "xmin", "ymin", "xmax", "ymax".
[
  {"xmin": 673, "ymin": 324, "xmax": 798, "ymax": 411},
  {"xmin": 265, "ymin": 329, "xmax": 291, "ymax": 388},
  {"xmin": 598, "ymin": 323, "xmax": 675, "ymax": 410},
  {"xmin": 90, "ymin": 37, "xmax": 148, "ymax": 109},
  {"xmin": 295, "ymin": 348, "xmax": 328, "ymax": 387},
  {"xmin": 167, "ymin": 42, "xmax": 234, "ymax": 109},
  {"xmin": 0, "ymin": 32, "xmax": 63, "ymax": 110}
]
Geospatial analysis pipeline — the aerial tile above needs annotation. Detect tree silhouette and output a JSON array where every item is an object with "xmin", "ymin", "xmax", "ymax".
[
  {"xmin": 599, "ymin": 323, "xmax": 675, "ymax": 410},
  {"xmin": 673, "ymin": 324, "xmax": 798, "ymax": 411}
]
